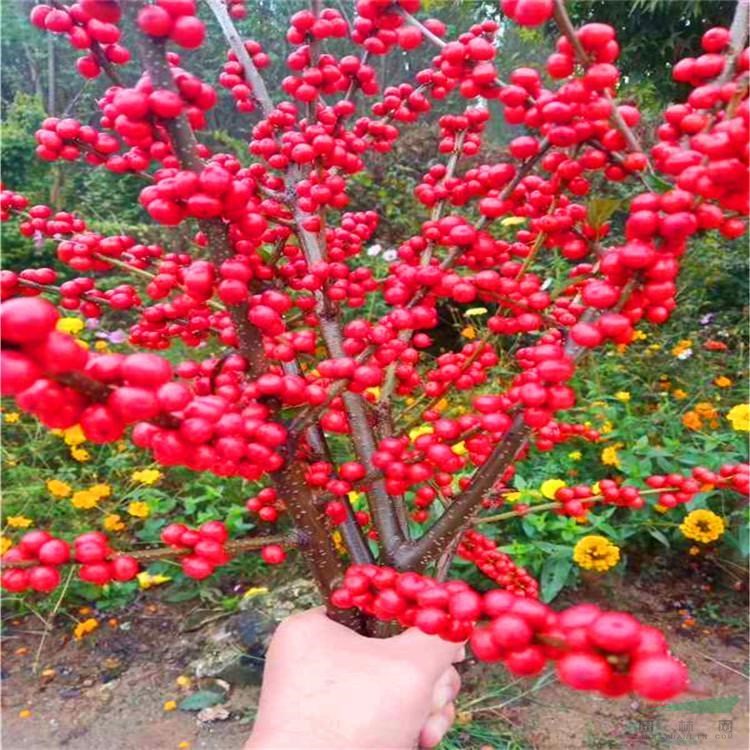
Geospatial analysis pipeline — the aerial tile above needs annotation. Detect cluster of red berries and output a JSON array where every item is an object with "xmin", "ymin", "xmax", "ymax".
[
  {"xmin": 500, "ymin": 0, "xmax": 554, "ymax": 28},
  {"xmin": 161, "ymin": 520, "xmax": 230, "ymax": 579},
  {"xmin": 225, "ymin": 0, "xmax": 247, "ymax": 21},
  {"xmin": 245, "ymin": 487, "xmax": 285, "ymax": 524},
  {"xmin": 137, "ymin": 0, "xmax": 206, "ymax": 50},
  {"xmin": 29, "ymin": 0, "xmax": 130, "ymax": 80},
  {"xmin": 331, "ymin": 563, "xmax": 688, "ymax": 701},
  {"xmin": 1, "ymin": 529, "xmax": 139, "ymax": 593},
  {"xmin": 219, "ymin": 40, "xmax": 271, "ymax": 112},
  {"xmin": 457, "ymin": 530, "xmax": 539, "ymax": 597}
]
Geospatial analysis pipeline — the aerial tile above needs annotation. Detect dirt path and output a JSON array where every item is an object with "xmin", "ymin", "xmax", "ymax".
[{"xmin": 2, "ymin": 572, "xmax": 747, "ymax": 750}]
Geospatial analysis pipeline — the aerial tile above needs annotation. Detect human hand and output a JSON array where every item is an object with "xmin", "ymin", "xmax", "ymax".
[{"xmin": 244, "ymin": 607, "xmax": 464, "ymax": 750}]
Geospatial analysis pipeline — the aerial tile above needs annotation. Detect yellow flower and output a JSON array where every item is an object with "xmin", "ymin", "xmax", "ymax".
[
  {"xmin": 56, "ymin": 317, "xmax": 85, "ymax": 335},
  {"xmin": 591, "ymin": 481, "xmax": 601, "ymax": 495},
  {"xmin": 460, "ymin": 325, "xmax": 477, "ymax": 340},
  {"xmin": 614, "ymin": 391, "xmax": 631, "ymax": 403},
  {"xmin": 70, "ymin": 447, "xmax": 91, "ymax": 462},
  {"xmin": 600, "ymin": 444, "xmax": 622, "ymax": 468},
  {"xmin": 465, "ymin": 307, "xmax": 488, "ymax": 316},
  {"xmin": 568, "ymin": 451, "xmax": 582, "ymax": 461},
  {"xmin": 242, "ymin": 586, "xmax": 269, "ymax": 600},
  {"xmin": 682, "ymin": 411, "xmax": 702, "ymax": 431},
  {"xmin": 727, "ymin": 404, "xmax": 750, "ymax": 432},
  {"xmin": 671, "ymin": 339, "xmax": 692, "ymax": 357},
  {"xmin": 71, "ymin": 490, "xmax": 99, "ymax": 510},
  {"xmin": 453, "ymin": 441, "xmax": 467, "ymax": 456},
  {"xmin": 131, "ymin": 468, "xmax": 163, "ymax": 485},
  {"xmin": 573, "ymin": 535, "xmax": 620, "ymax": 572},
  {"xmin": 127, "ymin": 501, "xmax": 150, "ymax": 519},
  {"xmin": 540, "ymin": 478, "xmax": 567, "ymax": 500},
  {"xmin": 18, "ymin": 709, "xmax": 32, "ymax": 719},
  {"xmin": 6, "ymin": 516, "xmax": 33, "ymax": 529},
  {"xmin": 504, "ymin": 491, "xmax": 522, "ymax": 503},
  {"xmin": 679, "ymin": 509, "xmax": 725, "ymax": 544},
  {"xmin": 688, "ymin": 546, "xmax": 701, "ymax": 556},
  {"xmin": 632, "ymin": 330, "xmax": 647, "ymax": 341},
  {"xmin": 672, "ymin": 389, "xmax": 688, "ymax": 400},
  {"xmin": 73, "ymin": 618, "xmax": 99, "ymax": 640},
  {"xmin": 46, "ymin": 479, "xmax": 72, "ymax": 498},
  {"xmin": 88, "ymin": 483, "xmax": 112, "ymax": 500},
  {"xmin": 434, "ymin": 398, "xmax": 449, "ymax": 413},
  {"xmin": 599, "ymin": 420, "xmax": 614, "ymax": 434},
  {"xmin": 63, "ymin": 425, "xmax": 86, "ymax": 446},
  {"xmin": 332, "ymin": 530, "xmax": 347, "ymax": 555},
  {"xmin": 137, "ymin": 572, "xmax": 171, "ymax": 589},
  {"xmin": 163, "ymin": 700, "xmax": 177, "ymax": 712},
  {"xmin": 366, "ymin": 386, "xmax": 381, "ymax": 399},
  {"xmin": 3, "ymin": 412, "xmax": 20, "ymax": 424},
  {"xmin": 103, "ymin": 514, "xmax": 125, "ymax": 533},
  {"xmin": 176, "ymin": 675, "xmax": 192, "ymax": 689},
  {"xmin": 178, "ymin": 743, "xmax": 191, "ymax": 749},
  {"xmin": 714, "ymin": 376, "xmax": 732, "ymax": 388},
  {"xmin": 94, "ymin": 341, "xmax": 109, "ymax": 352},
  {"xmin": 0, "ymin": 537, "xmax": 12, "ymax": 554}
]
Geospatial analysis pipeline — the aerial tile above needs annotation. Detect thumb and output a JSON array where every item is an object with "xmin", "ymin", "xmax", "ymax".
[{"xmin": 387, "ymin": 626, "xmax": 465, "ymax": 677}]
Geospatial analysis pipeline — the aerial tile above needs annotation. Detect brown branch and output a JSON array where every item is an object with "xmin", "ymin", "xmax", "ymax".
[{"xmin": 204, "ymin": 0, "xmax": 275, "ymax": 118}]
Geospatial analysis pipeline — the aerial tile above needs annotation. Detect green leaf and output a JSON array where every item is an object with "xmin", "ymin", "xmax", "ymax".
[
  {"xmin": 540, "ymin": 555, "xmax": 573, "ymax": 603},
  {"xmin": 179, "ymin": 691, "xmax": 224, "ymax": 712},
  {"xmin": 643, "ymin": 172, "xmax": 673, "ymax": 193},
  {"xmin": 586, "ymin": 198, "xmax": 623, "ymax": 229},
  {"xmin": 647, "ymin": 528, "xmax": 671, "ymax": 548}
]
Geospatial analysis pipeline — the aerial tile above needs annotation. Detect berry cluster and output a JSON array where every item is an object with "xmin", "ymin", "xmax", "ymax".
[
  {"xmin": 29, "ymin": 0, "xmax": 130, "ymax": 80},
  {"xmin": 331, "ymin": 564, "xmax": 689, "ymax": 701},
  {"xmin": 137, "ymin": 0, "xmax": 206, "ymax": 50},
  {"xmin": 161, "ymin": 520, "xmax": 230, "ymax": 579},
  {"xmin": 219, "ymin": 40, "xmax": 271, "ymax": 112}
]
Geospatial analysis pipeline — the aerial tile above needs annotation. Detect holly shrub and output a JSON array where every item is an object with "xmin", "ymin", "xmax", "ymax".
[{"xmin": 1, "ymin": 0, "xmax": 749, "ymax": 704}]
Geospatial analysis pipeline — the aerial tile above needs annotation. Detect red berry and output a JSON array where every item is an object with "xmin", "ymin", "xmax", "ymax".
[
  {"xmin": 261, "ymin": 544, "xmax": 286, "ymax": 565},
  {"xmin": 0, "ymin": 297, "xmax": 59, "ymax": 344},
  {"xmin": 630, "ymin": 656, "xmax": 688, "ymax": 701}
]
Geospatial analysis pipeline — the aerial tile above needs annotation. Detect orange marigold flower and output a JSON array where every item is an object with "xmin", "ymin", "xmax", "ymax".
[
  {"xmin": 703, "ymin": 340, "xmax": 728, "ymax": 351},
  {"xmin": 681, "ymin": 411, "xmax": 702, "ymax": 431}
]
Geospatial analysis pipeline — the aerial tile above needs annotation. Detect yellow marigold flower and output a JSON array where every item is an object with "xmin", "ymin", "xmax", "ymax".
[
  {"xmin": 127, "ymin": 501, "xmax": 150, "ymax": 519},
  {"xmin": 176, "ymin": 675, "xmax": 192, "ymax": 689},
  {"xmin": 727, "ymin": 404, "xmax": 750, "ymax": 432},
  {"xmin": 70, "ymin": 447, "xmax": 91, "ymax": 462},
  {"xmin": 573, "ymin": 535, "xmax": 620, "ymax": 572},
  {"xmin": 679, "ymin": 509, "xmax": 725, "ymax": 544},
  {"xmin": 131, "ymin": 468, "xmax": 163, "ymax": 485},
  {"xmin": 465, "ymin": 307, "xmax": 488, "ymax": 316},
  {"xmin": 3, "ymin": 412, "xmax": 20, "ymax": 424},
  {"xmin": 568, "ymin": 451, "xmax": 582, "ymax": 461},
  {"xmin": 0, "ymin": 537, "xmax": 12, "ymax": 555},
  {"xmin": 614, "ymin": 391, "xmax": 631, "ymax": 403},
  {"xmin": 94, "ymin": 341, "xmax": 110, "ymax": 352},
  {"xmin": 71, "ymin": 490, "xmax": 99, "ymax": 510},
  {"xmin": 137, "ymin": 571, "xmax": 172, "ymax": 589},
  {"xmin": 600, "ymin": 444, "xmax": 622, "ymax": 468},
  {"xmin": 540, "ymin": 478, "xmax": 567, "ymax": 500},
  {"xmin": 88, "ymin": 483, "xmax": 111, "ymax": 500},
  {"xmin": 632, "ymin": 330, "xmax": 647, "ymax": 341},
  {"xmin": 6, "ymin": 516, "xmax": 33, "ymax": 529},
  {"xmin": 688, "ymin": 546, "xmax": 701, "ymax": 556},
  {"xmin": 242, "ymin": 586, "xmax": 269, "ymax": 600},
  {"xmin": 18, "ymin": 709, "xmax": 32, "ymax": 719},
  {"xmin": 714, "ymin": 376, "xmax": 732, "ymax": 388},
  {"xmin": 56, "ymin": 317, "xmax": 85, "ymax": 335},
  {"xmin": 46, "ymin": 479, "xmax": 72, "ymax": 498},
  {"xmin": 163, "ymin": 700, "xmax": 177, "ymax": 712},
  {"xmin": 682, "ymin": 411, "xmax": 702, "ymax": 431},
  {"xmin": 460, "ymin": 325, "xmax": 477, "ymax": 340},
  {"xmin": 672, "ymin": 389, "xmax": 688, "ymax": 400},
  {"xmin": 671, "ymin": 339, "xmax": 692, "ymax": 357},
  {"xmin": 73, "ymin": 618, "xmax": 99, "ymax": 640},
  {"xmin": 599, "ymin": 420, "xmax": 614, "ymax": 434},
  {"xmin": 178, "ymin": 743, "xmax": 191, "ymax": 749},
  {"xmin": 63, "ymin": 425, "xmax": 86, "ymax": 446},
  {"xmin": 103, "ymin": 514, "xmax": 125, "ymax": 533},
  {"xmin": 434, "ymin": 398, "xmax": 449, "ymax": 413}
]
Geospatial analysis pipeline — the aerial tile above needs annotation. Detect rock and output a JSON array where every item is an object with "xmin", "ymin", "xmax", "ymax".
[
  {"xmin": 197, "ymin": 705, "xmax": 231, "ymax": 723},
  {"xmin": 190, "ymin": 578, "xmax": 320, "ymax": 685}
]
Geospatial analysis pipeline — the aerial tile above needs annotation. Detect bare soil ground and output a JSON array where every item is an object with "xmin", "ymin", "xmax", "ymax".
[{"xmin": 2, "ymin": 563, "xmax": 747, "ymax": 750}]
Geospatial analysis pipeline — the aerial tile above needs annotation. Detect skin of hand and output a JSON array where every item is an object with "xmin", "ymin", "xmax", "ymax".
[{"xmin": 244, "ymin": 607, "xmax": 464, "ymax": 750}]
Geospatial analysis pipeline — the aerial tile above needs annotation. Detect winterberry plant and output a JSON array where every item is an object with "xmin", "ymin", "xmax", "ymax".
[{"xmin": 2, "ymin": 0, "xmax": 749, "ymax": 704}]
